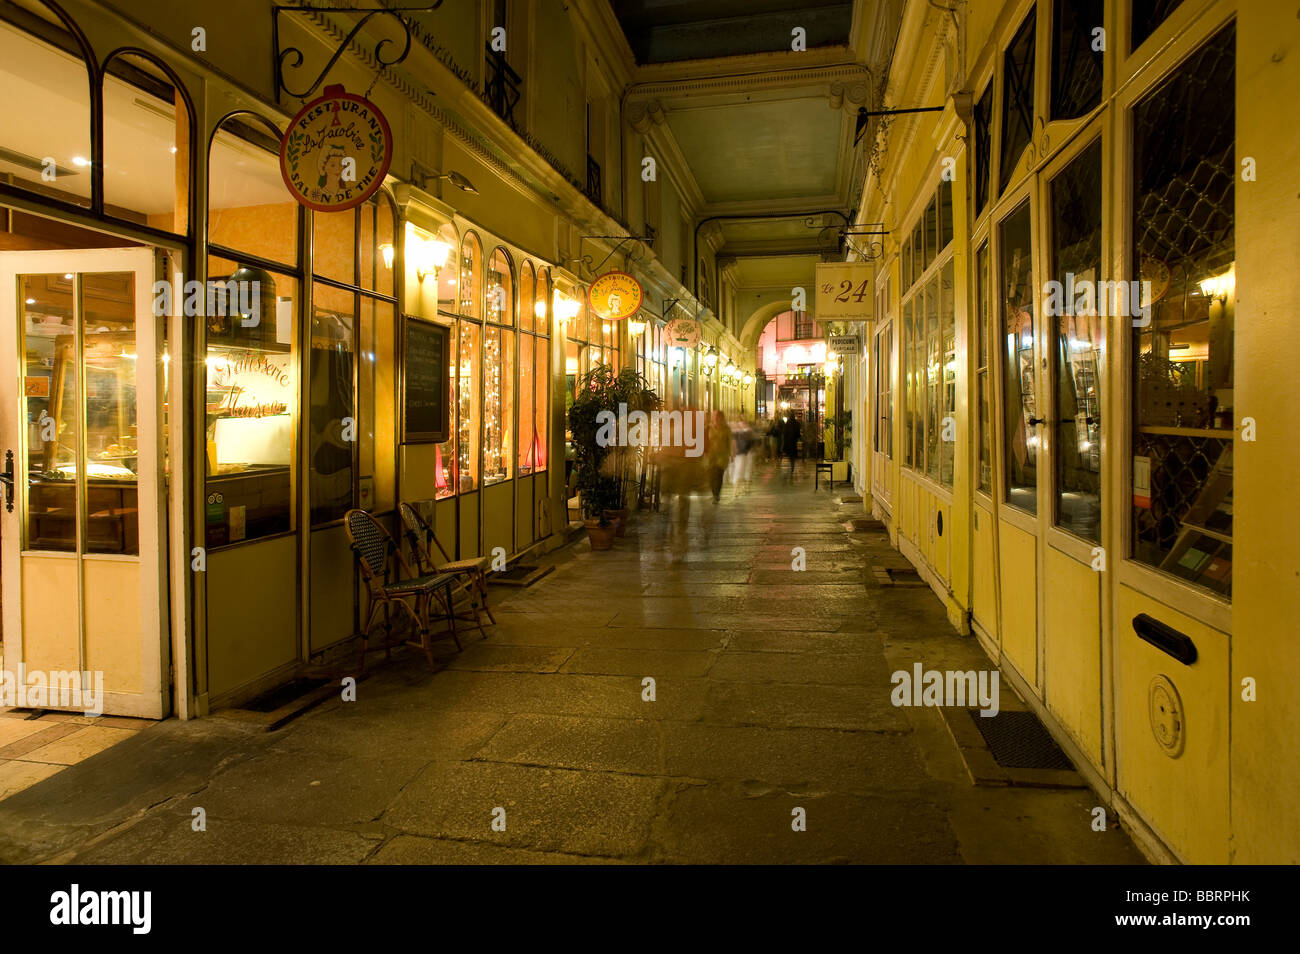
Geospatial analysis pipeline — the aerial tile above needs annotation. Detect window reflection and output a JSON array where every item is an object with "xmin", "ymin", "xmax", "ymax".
[
  {"xmin": 1050, "ymin": 138, "xmax": 1104, "ymax": 540},
  {"xmin": 1000, "ymin": 201, "xmax": 1038, "ymax": 513}
]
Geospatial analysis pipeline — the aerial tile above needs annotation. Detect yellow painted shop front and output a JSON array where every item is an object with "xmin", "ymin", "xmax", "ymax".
[{"xmin": 0, "ymin": 0, "xmax": 577, "ymax": 717}]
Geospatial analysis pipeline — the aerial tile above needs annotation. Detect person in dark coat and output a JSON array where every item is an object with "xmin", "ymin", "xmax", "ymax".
[{"xmin": 781, "ymin": 414, "xmax": 801, "ymax": 480}]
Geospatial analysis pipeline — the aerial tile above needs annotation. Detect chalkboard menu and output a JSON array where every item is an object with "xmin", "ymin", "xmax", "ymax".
[{"xmin": 401, "ymin": 315, "xmax": 449, "ymax": 443}]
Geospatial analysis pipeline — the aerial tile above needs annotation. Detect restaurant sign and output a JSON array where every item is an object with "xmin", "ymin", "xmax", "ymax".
[
  {"xmin": 664, "ymin": 316, "xmax": 702, "ymax": 350},
  {"xmin": 815, "ymin": 262, "xmax": 873, "ymax": 321},
  {"xmin": 587, "ymin": 271, "xmax": 643, "ymax": 321},
  {"xmin": 828, "ymin": 334, "xmax": 860, "ymax": 355},
  {"xmin": 280, "ymin": 84, "xmax": 392, "ymax": 212}
]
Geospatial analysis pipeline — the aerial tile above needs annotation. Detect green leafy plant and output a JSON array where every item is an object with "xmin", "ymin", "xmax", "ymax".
[{"xmin": 567, "ymin": 364, "xmax": 660, "ymax": 523}]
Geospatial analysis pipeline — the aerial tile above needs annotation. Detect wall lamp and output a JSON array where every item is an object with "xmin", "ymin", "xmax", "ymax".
[
  {"xmin": 553, "ymin": 291, "xmax": 581, "ymax": 326},
  {"xmin": 409, "ymin": 236, "xmax": 452, "ymax": 283},
  {"xmin": 702, "ymin": 346, "xmax": 719, "ymax": 369}
]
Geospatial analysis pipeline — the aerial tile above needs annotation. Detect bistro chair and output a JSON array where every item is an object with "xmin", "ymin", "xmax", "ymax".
[
  {"xmin": 398, "ymin": 502, "xmax": 496, "ymax": 634},
  {"xmin": 345, "ymin": 508, "xmax": 461, "ymax": 671}
]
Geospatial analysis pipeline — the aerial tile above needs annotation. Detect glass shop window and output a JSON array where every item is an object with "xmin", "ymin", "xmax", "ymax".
[
  {"xmin": 21, "ymin": 272, "xmax": 142, "ymax": 554},
  {"xmin": 924, "ymin": 275, "xmax": 940, "ymax": 481},
  {"xmin": 204, "ymin": 256, "xmax": 298, "ymax": 547},
  {"xmin": 1000, "ymin": 7, "xmax": 1036, "ymax": 195},
  {"xmin": 358, "ymin": 295, "xmax": 396, "ymax": 510},
  {"xmin": 103, "ymin": 52, "xmax": 189, "ymax": 234},
  {"xmin": 313, "ymin": 209, "xmax": 355, "ymax": 286},
  {"xmin": 1132, "ymin": 0, "xmax": 1186, "ymax": 53},
  {"xmin": 1049, "ymin": 138, "xmax": 1104, "ymax": 542},
  {"xmin": 359, "ymin": 197, "xmax": 395, "ymax": 297},
  {"xmin": 940, "ymin": 259, "xmax": 955, "ymax": 486},
  {"xmin": 518, "ymin": 262, "xmax": 536, "ymax": 472},
  {"xmin": 209, "ymin": 119, "xmax": 298, "ymax": 269},
  {"xmin": 974, "ymin": 82, "xmax": 993, "ymax": 219},
  {"xmin": 1051, "ymin": 0, "xmax": 1103, "ymax": 121},
  {"xmin": 457, "ymin": 233, "xmax": 483, "ymax": 493},
  {"xmin": 483, "ymin": 248, "xmax": 514, "ymax": 485},
  {"xmin": 434, "ymin": 321, "xmax": 458, "ymax": 499},
  {"xmin": 999, "ymin": 200, "xmax": 1038, "ymax": 514},
  {"xmin": 1130, "ymin": 22, "xmax": 1235, "ymax": 598},
  {"xmin": 309, "ymin": 281, "xmax": 355, "ymax": 525},
  {"xmin": 976, "ymin": 242, "xmax": 993, "ymax": 493},
  {"xmin": 0, "ymin": 3, "xmax": 91, "ymax": 208},
  {"xmin": 902, "ymin": 300, "xmax": 916, "ymax": 468},
  {"xmin": 457, "ymin": 319, "xmax": 481, "ymax": 493}
]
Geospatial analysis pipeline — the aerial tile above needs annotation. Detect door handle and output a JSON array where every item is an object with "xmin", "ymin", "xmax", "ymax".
[
  {"xmin": 1027, "ymin": 416, "xmax": 1046, "ymax": 426},
  {"xmin": 1, "ymin": 449, "xmax": 13, "ymax": 512}
]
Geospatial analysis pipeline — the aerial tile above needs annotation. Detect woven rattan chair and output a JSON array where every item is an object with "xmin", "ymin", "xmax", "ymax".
[
  {"xmin": 398, "ymin": 502, "xmax": 495, "ymax": 634},
  {"xmin": 345, "ymin": 509, "xmax": 461, "ymax": 670}
]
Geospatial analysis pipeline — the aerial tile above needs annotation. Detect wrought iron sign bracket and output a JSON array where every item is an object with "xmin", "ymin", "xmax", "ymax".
[
  {"xmin": 854, "ymin": 105, "xmax": 944, "ymax": 145},
  {"xmin": 272, "ymin": 2, "xmax": 443, "ymax": 103},
  {"xmin": 569, "ymin": 234, "xmax": 652, "ymax": 281}
]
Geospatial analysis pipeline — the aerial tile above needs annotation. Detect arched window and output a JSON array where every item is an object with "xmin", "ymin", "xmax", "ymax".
[
  {"xmin": 102, "ymin": 50, "xmax": 192, "ymax": 233},
  {"xmin": 0, "ymin": 0, "xmax": 93, "ymax": 208},
  {"xmin": 483, "ymin": 247, "xmax": 514, "ymax": 485},
  {"xmin": 204, "ymin": 112, "xmax": 302, "ymax": 547},
  {"xmin": 456, "ymin": 232, "xmax": 483, "ymax": 492}
]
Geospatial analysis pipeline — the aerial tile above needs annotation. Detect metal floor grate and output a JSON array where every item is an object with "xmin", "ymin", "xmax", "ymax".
[
  {"xmin": 871, "ymin": 565, "xmax": 926, "ymax": 586},
  {"xmin": 969, "ymin": 709, "xmax": 1074, "ymax": 770}
]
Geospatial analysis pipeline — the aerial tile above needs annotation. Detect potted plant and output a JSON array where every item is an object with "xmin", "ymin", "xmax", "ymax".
[{"xmin": 568, "ymin": 364, "xmax": 659, "ymax": 549}]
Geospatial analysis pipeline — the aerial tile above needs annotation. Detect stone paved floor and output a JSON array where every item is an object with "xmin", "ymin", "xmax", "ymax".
[{"xmin": 0, "ymin": 459, "xmax": 1145, "ymax": 864}]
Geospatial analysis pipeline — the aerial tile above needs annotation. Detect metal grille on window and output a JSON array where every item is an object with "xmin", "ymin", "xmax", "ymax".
[
  {"xmin": 1131, "ymin": 21, "xmax": 1235, "ymax": 597},
  {"xmin": 1052, "ymin": 0, "xmax": 1103, "ymax": 120},
  {"xmin": 974, "ymin": 83, "xmax": 993, "ymax": 217},
  {"xmin": 1000, "ymin": 7, "xmax": 1036, "ymax": 194}
]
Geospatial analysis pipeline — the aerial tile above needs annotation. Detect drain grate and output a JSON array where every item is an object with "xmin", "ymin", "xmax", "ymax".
[
  {"xmin": 850, "ymin": 517, "xmax": 885, "ymax": 532},
  {"xmin": 871, "ymin": 565, "xmax": 926, "ymax": 586},
  {"xmin": 488, "ymin": 564, "xmax": 554, "ymax": 587},
  {"xmin": 969, "ymin": 709, "xmax": 1074, "ymax": 770}
]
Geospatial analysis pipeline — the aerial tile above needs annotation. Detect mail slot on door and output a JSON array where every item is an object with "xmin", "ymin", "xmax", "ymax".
[{"xmin": 1132, "ymin": 613, "xmax": 1198, "ymax": 665}]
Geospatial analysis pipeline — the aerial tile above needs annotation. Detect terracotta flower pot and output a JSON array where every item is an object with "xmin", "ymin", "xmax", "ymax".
[
  {"xmin": 604, "ymin": 508, "xmax": 630, "ymax": 537},
  {"xmin": 585, "ymin": 519, "xmax": 617, "ymax": 550}
]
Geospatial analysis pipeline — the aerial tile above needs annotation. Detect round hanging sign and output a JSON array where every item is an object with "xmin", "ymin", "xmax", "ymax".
[
  {"xmin": 280, "ymin": 84, "xmax": 392, "ymax": 212},
  {"xmin": 587, "ymin": 271, "xmax": 643, "ymax": 321},
  {"xmin": 664, "ymin": 316, "xmax": 701, "ymax": 350}
]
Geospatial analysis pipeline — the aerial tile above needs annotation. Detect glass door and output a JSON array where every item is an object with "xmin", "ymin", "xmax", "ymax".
[{"xmin": 1, "ymin": 247, "xmax": 168, "ymax": 717}]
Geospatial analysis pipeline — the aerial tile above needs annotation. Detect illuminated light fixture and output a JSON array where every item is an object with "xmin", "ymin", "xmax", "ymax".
[
  {"xmin": 1199, "ymin": 265, "xmax": 1235, "ymax": 301},
  {"xmin": 702, "ymin": 347, "xmax": 719, "ymax": 368},
  {"xmin": 534, "ymin": 299, "xmax": 547, "ymax": 320},
  {"xmin": 63, "ymin": 273, "xmax": 73, "ymax": 280},
  {"xmin": 553, "ymin": 292, "xmax": 580, "ymax": 325},
  {"xmin": 71, "ymin": 156, "xmax": 89, "ymax": 167},
  {"xmin": 379, "ymin": 243, "xmax": 395, "ymax": 269},
  {"xmin": 411, "ymin": 237, "xmax": 451, "ymax": 283},
  {"xmin": 169, "ymin": 145, "xmax": 178, "ymax": 155},
  {"xmin": 24, "ymin": 297, "xmax": 35, "ymax": 304},
  {"xmin": 628, "ymin": 317, "xmax": 646, "ymax": 335},
  {"xmin": 742, "ymin": 372, "xmax": 754, "ymax": 386}
]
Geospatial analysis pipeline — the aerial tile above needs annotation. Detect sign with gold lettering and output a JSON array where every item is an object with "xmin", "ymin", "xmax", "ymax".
[
  {"xmin": 587, "ymin": 271, "xmax": 643, "ymax": 321},
  {"xmin": 815, "ymin": 262, "xmax": 873, "ymax": 321},
  {"xmin": 280, "ymin": 84, "xmax": 392, "ymax": 212}
]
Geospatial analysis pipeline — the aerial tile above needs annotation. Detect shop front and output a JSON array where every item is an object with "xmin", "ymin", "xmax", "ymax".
[{"xmin": 0, "ymin": 0, "xmax": 576, "ymax": 717}]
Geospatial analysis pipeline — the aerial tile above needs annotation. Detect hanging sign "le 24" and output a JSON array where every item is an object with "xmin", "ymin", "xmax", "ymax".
[{"xmin": 815, "ymin": 263, "xmax": 873, "ymax": 321}]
